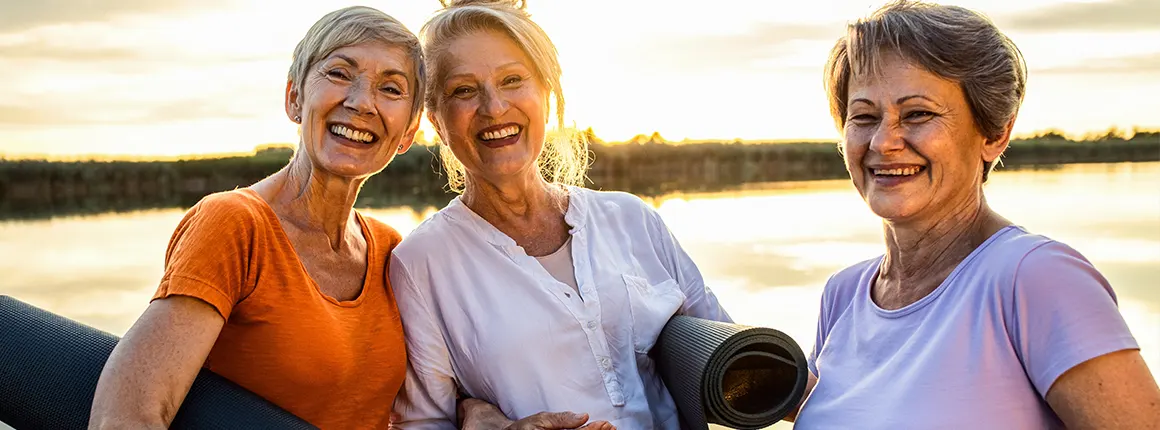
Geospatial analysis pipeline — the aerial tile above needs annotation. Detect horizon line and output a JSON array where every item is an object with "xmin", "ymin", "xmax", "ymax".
[{"xmin": 2, "ymin": 126, "xmax": 1155, "ymax": 163}]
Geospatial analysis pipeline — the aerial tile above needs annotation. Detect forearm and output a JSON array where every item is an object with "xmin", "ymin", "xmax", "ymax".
[
  {"xmin": 88, "ymin": 412, "xmax": 170, "ymax": 430},
  {"xmin": 89, "ymin": 297, "xmax": 223, "ymax": 429},
  {"xmin": 89, "ymin": 372, "xmax": 177, "ymax": 430}
]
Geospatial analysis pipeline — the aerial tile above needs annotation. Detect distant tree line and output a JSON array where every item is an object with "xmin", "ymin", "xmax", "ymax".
[{"xmin": 1, "ymin": 131, "xmax": 1157, "ymax": 220}]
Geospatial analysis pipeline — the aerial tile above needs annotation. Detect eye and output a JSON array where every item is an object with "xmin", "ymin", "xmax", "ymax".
[
  {"xmin": 502, "ymin": 75, "xmax": 523, "ymax": 86},
  {"xmin": 905, "ymin": 110, "xmax": 936, "ymax": 121},
  {"xmin": 451, "ymin": 86, "xmax": 476, "ymax": 97},
  {"xmin": 849, "ymin": 113, "xmax": 878, "ymax": 125},
  {"xmin": 326, "ymin": 69, "xmax": 350, "ymax": 80},
  {"xmin": 380, "ymin": 85, "xmax": 403, "ymax": 96}
]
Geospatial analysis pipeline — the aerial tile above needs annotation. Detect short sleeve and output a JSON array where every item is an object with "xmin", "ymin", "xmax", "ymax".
[
  {"xmin": 1007, "ymin": 241, "xmax": 1139, "ymax": 397},
  {"xmin": 645, "ymin": 206, "xmax": 732, "ymax": 323},
  {"xmin": 390, "ymin": 255, "xmax": 459, "ymax": 430},
  {"xmin": 808, "ymin": 271, "xmax": 843, "ymax": 377},
  {"xmin": 152, "ymin": 193, "xmax": 259, "ymax": 318}
]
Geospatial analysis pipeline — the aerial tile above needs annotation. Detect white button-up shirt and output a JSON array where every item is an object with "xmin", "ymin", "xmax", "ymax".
[{"xmin": 391, "ymin": 187, "xmax": 731, "ymax": 430}]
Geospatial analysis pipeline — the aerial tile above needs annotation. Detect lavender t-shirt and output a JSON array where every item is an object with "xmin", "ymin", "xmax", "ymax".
[{"xmin": 794, "ymin": 226, "xmax": 1139, "ymax": 429}]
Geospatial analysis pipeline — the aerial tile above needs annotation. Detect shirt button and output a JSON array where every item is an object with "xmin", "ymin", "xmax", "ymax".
[{"xmin": 587, "ymin": 321, "xmax": 597, "ymax": 329}]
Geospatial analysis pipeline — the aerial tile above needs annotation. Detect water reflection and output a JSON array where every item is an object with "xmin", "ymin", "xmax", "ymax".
[{"xmin": 0, "ymin": 163, "xmax": 1156, "ymax": 429}]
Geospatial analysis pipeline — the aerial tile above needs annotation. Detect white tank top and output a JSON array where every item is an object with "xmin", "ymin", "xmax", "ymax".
[{"xmin": 535, "ymin": 236, "xmax": 579, "ymax": 295}]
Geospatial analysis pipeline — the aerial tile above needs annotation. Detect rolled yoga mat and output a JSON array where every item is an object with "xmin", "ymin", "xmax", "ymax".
[
  {"xmin": 0, "ymin": 295, "xmax": 316, "ymax": 430},
  {"xmin": 654, "ymin": 316, "xmax": 809, "ymax": 430}
]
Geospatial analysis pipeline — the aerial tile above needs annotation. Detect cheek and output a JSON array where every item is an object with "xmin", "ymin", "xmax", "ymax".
[
  {"xmin": 378, "ymin": 100, "xmax": 412, "ymax": 126},
  {"xmin": 436, "ymin": 102, "xmax": 474, "ymax": 138},
  {"xmin": 447, "ymin": 101, "xmax": 477, "ymax": 125},
  {"xmin": 841, "ymin": 128, "xmax": 869, "ymax": 164}
]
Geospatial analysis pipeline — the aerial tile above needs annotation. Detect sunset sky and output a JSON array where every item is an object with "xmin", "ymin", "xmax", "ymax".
[{"xmin": 1, "ymin": 0, "xmax": 1157, "ymax": 158}]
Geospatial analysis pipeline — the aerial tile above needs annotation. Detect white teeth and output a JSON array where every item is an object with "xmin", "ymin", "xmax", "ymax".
[
  {"xmin": 480, "ymin": 125, "xmax": 520, "ymax": 141},
  {"xmin": 874, "ymin": 167, "xmax": 922, "ymax": 176},
  {"xmin": 329, "ymin": 124, "xmax": 374, "ymax": 143}
]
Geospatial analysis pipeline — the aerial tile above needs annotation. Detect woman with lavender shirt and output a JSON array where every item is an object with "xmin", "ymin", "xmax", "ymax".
[{"xmin": 785, "ymin": 2, "xmax": 1160, "ymax": 429}]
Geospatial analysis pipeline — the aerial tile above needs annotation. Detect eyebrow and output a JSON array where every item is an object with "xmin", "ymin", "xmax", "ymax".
[
  {"xmin": 849, "ymin": 94, "xmax": 937, "ymax": 107},
  {"xmin": 328, "ymin": 54, "xmax": 409, "ymax": 79},
  {"xmin": 896, "ymin": 94, "xmax": 936, "ymax": 104},
  {"xmin": 444, "ymin": 61, "xmax": 530, "ymax": 81}
]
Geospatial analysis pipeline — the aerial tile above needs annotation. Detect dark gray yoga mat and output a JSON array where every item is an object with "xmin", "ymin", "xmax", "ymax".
[
  {"xmin": 654, "ymin": 316, "xmax": 809, "ymax": 430},
  {"xmin": 0, "ymin": 295, "xmax": 316, "ymax": 430}
]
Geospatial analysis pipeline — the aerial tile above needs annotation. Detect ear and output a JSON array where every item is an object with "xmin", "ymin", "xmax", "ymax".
[
  {"xmin": 397, "ymin": 117, "xmax": 422, "ymax": 155},
  {"xmin": 284, "ymin": 79, "xmax": 301, "ymax": 123},
  {"xmin": 982, "ymin": 117, "xmax": 1016, "ymax": 163}
]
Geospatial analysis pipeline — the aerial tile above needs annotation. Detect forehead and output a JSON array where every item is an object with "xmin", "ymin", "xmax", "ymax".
[
  {"xmin": 442, "ymin": 30, "xmax": 532, "ymax": 77},
  {"xmin": 847, "ymin": 53, "xmax": 962, "ymax": 104},
  {"xmin": 323, "ymin": 41, "xmax": 413, "ymax": 74}
]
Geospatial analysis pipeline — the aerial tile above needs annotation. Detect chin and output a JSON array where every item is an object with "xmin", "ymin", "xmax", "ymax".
[
  {"xmin": 318, "ymin": 157, "xmax": 384, "ymax": 179},
  {"xmin": 479, "ymin": 154, "xmax": 536, "ymax": 178},
  {"xmin": 866, "ymin": 196, "xmax": 921, "ymax": 221}
]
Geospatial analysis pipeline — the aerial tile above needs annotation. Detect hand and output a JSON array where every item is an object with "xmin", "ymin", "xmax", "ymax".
[
  {"xmin": 459, "ymin": 397, "xmax": 514, "ymax": 430},
  {"xmin": 505, "ymin": 412, "xmax": 615, "ymax": 430},
  {"xmin": 457, "ymin": 398, "xmax": 615, "ymax": 430}
]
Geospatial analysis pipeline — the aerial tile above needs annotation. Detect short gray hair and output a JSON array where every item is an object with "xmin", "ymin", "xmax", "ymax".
[
  {"xmin": 824, "ymin": 1, "xmax": 1027, "ymax": 181},
  {"xmin": 289, "ymin": 6, "xmax": 425, "ymax": 126},
  {"xmin": 421, "ymin": 0, "xmax": 588, "ymax": 193}
]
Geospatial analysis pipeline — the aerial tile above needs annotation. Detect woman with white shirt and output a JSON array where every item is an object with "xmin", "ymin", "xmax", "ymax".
[{"xmin": 390, "ymin": 1, "xmax": 732, "ymax": 429}]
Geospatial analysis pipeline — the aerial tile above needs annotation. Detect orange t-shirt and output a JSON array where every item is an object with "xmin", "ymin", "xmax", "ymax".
[{"xmin": 152, "ymin": 188, "xmax": 406, "ymax": 429}]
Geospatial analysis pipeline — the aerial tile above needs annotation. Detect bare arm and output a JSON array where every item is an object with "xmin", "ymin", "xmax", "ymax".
[
  {"xmin": 1045, "ymin": 349, "xmax": 1160, "ymax": 429},
  {"xmin": 88, "ymin": 296, "xmax": 225, "ymax": 429}
]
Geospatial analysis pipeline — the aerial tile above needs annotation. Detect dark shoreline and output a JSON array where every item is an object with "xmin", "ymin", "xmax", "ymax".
[{"xmin": 2, "ymin": 134, "xmax": 1157, "ymax": 221}]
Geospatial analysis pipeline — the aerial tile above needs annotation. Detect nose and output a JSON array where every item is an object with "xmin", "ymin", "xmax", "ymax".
[
  {"xmin": 868, "ymin": 120, "xmax": 906, "ymax": 155},
  {"xmin": 478, "ymin": 85, "xmax": 509, "ymax": 118},
  {"xmin": 343, "ymin": 78, "xmax": 376, "ymax": 117}
]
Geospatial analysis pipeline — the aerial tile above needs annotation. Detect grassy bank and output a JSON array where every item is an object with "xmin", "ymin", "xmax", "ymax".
[{"xmin": 1, "ymin": 132, "xmax": 1157, "ymax": 220}]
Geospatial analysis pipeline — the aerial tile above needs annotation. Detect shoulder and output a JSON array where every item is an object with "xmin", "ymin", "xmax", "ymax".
[
  {"xmin": 970, "ymin": 227, "xmax": 1107, "ymax": 295},
  {"xmin": 391, "ymin": 205, "xmax": 463, "ymax": 267},
  {"xmin": 174, "ymin": 189, "xmax": 268, "ymax": 237},
  {"xmin": 575, "ymin": 187, "xmax": 654, "ymax": 213},
  {"xmin": 821, "ymin": 256, "xmax": 879, "ymax": 311},
  {"xmin": 192, "ymin": 189, "xmax": 266, "ymax": 218},
  {"xmin": 572, "ymin": 186, "xmax": 661, "ymax": 225},
  {"xmin": 984, "ymin": 226, "xmax": 1059, "ymax": 266},
  {"xmin": 1013, "ymin": 238, "xmax": 1094, "ymax": 276},
  {"xmin": 1010, "ymin": 236, "xmax": 1112, "ymax": 299}
]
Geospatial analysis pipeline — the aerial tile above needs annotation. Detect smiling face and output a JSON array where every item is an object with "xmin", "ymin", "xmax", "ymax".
[
  {"xmin": 841, "ymin": 53, "xmax": 1008, "ymax": 223},
  {"xmin": 286, "ymin": 40, "xmax": 419, "ymax": 179},
  {"xmin": 428, "ymin": 29, "xmax": 549, "ymax": 187}
]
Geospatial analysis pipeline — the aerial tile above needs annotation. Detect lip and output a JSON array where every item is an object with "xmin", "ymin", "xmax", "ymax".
[
  {"xmin": 327, "ymin": 121, "xmax": 381, "ymax": 149},
  {"xmin": 866, "ymin": 163, "xmax": 927, "ymax": 187},
  {"xmin": 475, "ymin": 123, "xmax": 522, "ymax": 149}
]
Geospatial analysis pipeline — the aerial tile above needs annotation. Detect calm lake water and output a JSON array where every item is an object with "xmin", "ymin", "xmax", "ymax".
[{"xmin": 1, "ymin": 162, "xmax": 1157, "ymax": 429}]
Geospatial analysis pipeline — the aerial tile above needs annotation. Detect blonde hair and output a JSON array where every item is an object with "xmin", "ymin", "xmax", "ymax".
[
  {"xmin": 824, "ymin": 1, "xmax": 1026, "ymax": 181},
  {"xmin": 289, "ymin": 6, "xmax": 426, "ymax": 127},
  {"xmin": 421, "ymin": 0, "xmax": 588, "ymax": 192}
]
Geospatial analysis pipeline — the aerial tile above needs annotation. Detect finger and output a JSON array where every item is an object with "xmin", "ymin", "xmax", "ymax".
[
  {"xmin": 577, "ymin": 421, "xmax": 614, "ymax": 430},
  {"xmin": 529, "ymin": 411, "xmax": 588, "ymax": 429}
]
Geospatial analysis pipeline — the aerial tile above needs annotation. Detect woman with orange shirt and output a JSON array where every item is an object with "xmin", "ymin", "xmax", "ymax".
[{"xmin": 88, "ymin": 6, "xmax": 423, "ymax": 429}]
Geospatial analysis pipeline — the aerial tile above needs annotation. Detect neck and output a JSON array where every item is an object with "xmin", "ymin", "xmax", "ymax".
[
  {"xmin": 880, "ymin": 189, "xmax": 1008, "ymax": 286},
  {"xmin": 263, "ymin": 151, "xmax": 365, "ymax": 251},
  {"xmin": 461, "ymin": 170, "xmax": 563, "ymax": 230}
]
